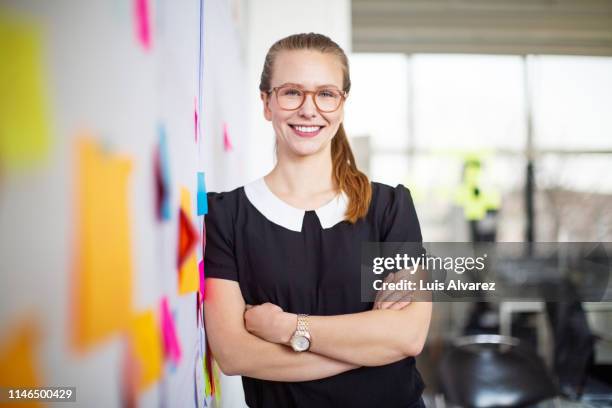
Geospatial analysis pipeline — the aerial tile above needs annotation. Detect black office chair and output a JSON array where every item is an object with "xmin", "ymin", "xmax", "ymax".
[{"xmin": 437, "ymin": 335, "xmax": 559, "ymax": 408}]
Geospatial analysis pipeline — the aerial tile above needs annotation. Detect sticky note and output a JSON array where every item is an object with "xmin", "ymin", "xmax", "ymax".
[
  {"xmin": 0, "ymin": 15, "xmax": 51, "ymax": 172},
  {"xmin": 72, "ymin": 137, "xmax": 133, "ymax": 351},
  {"xmin": 130, "ymin": 310, "xmax": 163, "ymax": 391},
  {"xmin": 213, "ymin": 359, "xmax": 221, "ymax": 401},
  {"xmin": 0, "ymin": 319, "xmax": 42, "ymax": 405},
  {"xmin": 178, "ymin": 187, "xmax": 200, "ymax": 294},
  {"xmin": 197, "ymin": 172, "xmax": 208, "ymax": 215},
  {"xmin": 194, "ymin": 97, "xmax": 199, "ymax": 142},
  {"xmin": 204, "ymin": 340, "xmax": 215, "ymax": 397},
  {"xmin": 198, "ymin": 259, "xmax": 206, "ymax": 301},
  {"xmin": 160, "ymin": 297, "xmax": 181, "ymax": 364},
  {"xmin": 155, "ymin": 126, "xmax": 171, "ymax": 221},
  {"xmin": 178, "ymin": 209, "xmax": 198, "ymax": 268},
  {"xmin": 223, "ymin": 122, "xmax": 233, "ymax": 152},
  {"xmin": 133, "ymin": 0, "xmax": 151, "ymax": 50}
]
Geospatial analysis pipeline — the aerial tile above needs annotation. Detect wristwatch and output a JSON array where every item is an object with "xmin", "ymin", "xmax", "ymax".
[{"xmin": 290, "ymin": 314, "xmax": 311, "ymax": 352}]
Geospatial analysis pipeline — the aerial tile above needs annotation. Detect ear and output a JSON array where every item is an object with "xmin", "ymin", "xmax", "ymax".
[{"xmin": 261, "ymin": 92, "xmax": 272, "ymax": 121}]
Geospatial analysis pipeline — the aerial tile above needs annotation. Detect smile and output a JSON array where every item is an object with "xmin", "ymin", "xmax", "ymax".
[{"xmin": 289, "ymin": 125, "xmax": 324, "ymax": 138}]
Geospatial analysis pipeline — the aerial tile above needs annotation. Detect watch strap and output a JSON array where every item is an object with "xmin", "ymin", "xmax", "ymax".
[{"xmin": 297, "ymin": 314, "xmax": 309, "ymax": 334}]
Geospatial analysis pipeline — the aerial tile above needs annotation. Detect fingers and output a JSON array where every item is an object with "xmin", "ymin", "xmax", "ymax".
[
  {"xmin": 244, "ymin": 303, "xmax": 283, "ymax": 312},
  {"xmin": 388, "ymin": 301, "xmax": 412, "ymax": 310},
  {"xmin": 377, "ymin": 289, "xmax": 413, "ymax": 304},
  {"xmin": 375, "ymin": 300, "xmax": 412, "ymax": 310}
]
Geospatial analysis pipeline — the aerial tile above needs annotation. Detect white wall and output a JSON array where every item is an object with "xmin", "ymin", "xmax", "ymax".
[{"xmin": 0, "ymin": 0, "xmax": 246, "ymax": 406}]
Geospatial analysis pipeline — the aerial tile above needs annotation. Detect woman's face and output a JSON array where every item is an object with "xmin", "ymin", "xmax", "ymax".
[{"xmin": 262, "ymin": 50, "xmax": 345, "ymax": 158}]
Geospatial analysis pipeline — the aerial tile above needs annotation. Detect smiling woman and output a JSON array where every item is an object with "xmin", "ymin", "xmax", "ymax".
[{"xmin": 204, "ymin": 33, "xmax": 431, "ymax": 408}]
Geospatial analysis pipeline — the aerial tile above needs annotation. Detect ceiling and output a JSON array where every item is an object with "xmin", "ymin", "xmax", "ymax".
[{"xmin": 352, "ymin": 0, "xmax": 612, "ymax": 55}]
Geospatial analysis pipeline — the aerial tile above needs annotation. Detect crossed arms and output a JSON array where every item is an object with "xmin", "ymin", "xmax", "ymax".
[{"xmin": 203, "ymin": 271, "xmax": 432, "ymax": 382}]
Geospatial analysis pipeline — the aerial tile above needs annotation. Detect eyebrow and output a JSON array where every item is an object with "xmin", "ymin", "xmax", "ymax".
[{"xmin": 275, "ymin": 82, "xmax": 342, "ymax": 90}]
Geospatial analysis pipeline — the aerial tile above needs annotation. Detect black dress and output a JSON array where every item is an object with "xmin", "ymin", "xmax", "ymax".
[{"xmin": 204, "ymin": 177, "xmax": 426, "ymax": 408}]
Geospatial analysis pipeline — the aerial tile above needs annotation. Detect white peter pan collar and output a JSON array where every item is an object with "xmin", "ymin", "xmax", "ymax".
[{"xmin": 244, "ymin": 177, "xmax": 349, "ymax": 232}]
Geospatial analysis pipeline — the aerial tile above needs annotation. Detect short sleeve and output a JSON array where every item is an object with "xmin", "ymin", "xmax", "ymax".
[
  {"xmin": 381, "ymin": 185, "xmax": 423, "ymax": 243},
  {"xmin": 204, "ymin": 192, "xmax": 238, "ymax": 281}
]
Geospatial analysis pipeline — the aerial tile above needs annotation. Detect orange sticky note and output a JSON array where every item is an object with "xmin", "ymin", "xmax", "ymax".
[
  {"xmin": 178, "ymin": 187, "xmax": 199, "ymax": 294},
  {"xmin": 130, "ymin": 310, "xmax": 163, "ymax": 391},
  {"xmin": 0, "ymin": 319, "xmax": 42, "ymax": 408},
  {"xmin": 71, "ymin": 137, "xmax": 133, "ymax": 351}
]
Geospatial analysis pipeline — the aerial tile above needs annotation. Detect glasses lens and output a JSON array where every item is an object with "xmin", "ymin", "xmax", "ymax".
[
  {"xmin": 277, "ymin": 87, "xmax": 303, "ymax": 110},
  {"xmin": 315, "ymin": 89, "xmax": 342, "ymax": 112}
]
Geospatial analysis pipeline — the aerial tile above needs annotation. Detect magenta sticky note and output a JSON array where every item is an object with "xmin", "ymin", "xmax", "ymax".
[
  {"xmin": 199, "ymin": 259, "xmax": 206, "ymax": 300},
  {"xmin": 134, "ymin": 0, "xmax": 151, "ymax": 50},
  {"xmin": 160, "ymin": 297, "xmax": 182, "ymax": 364}
]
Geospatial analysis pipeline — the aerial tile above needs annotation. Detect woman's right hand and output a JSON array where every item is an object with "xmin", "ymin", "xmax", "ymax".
[{"xmin": 373, "ymin": 269, "xmax": 414, "ymax": 311}]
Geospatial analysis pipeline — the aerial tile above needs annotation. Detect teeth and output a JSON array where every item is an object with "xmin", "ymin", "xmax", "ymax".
[{"xmin": 294, "ymin": 126, "xmax": 320, "ymax": 133}]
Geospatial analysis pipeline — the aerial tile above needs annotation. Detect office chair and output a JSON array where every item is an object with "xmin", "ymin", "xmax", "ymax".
[{"xmin": 437, "ymin": 335, "xmax": 559, "ymax": 408}]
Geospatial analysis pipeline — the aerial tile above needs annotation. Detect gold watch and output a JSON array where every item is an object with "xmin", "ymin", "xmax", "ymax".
[{"xmin": 290, "ymin": 314, "xmax": 311, "ymax": 352}]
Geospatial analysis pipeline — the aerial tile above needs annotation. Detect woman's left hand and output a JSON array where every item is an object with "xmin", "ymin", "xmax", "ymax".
[{"xmin": 244, "ymin": 303, "xmax": 296, "ymax": 344}]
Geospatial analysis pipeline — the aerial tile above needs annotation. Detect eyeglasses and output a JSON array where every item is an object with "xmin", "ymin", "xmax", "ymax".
[{"xmin": 268, "ymin": 84, "xmax": 347, "ymax": 113}]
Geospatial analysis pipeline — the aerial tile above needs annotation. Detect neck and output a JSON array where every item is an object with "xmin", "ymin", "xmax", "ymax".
[{"xmin": 266, "ymin": 146, "xmax": 336, "ymax": 197}]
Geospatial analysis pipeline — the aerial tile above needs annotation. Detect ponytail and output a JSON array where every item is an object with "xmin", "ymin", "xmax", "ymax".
[{"xmin": 331, "ymin": 124, "xmax": 372, "ymax": 223}]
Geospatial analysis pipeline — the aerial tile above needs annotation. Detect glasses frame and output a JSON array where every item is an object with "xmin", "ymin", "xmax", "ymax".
[{"xmin": 267, "ymin": 84, "xmax": 348, "ymax": 113}]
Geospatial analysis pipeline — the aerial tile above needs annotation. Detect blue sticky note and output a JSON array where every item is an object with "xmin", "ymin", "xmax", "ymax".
[{"xmin": 197, "ymin": 172, "xmax": 208, "ymax": 215}]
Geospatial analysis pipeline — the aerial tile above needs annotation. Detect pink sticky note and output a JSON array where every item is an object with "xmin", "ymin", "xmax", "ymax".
[
  {"xmin": 198, "ymin": 259, "xmax": 206, "ymax": 300},
  {"xmin": 223, "ymin": 122, "xmax": 233, "ymax": 151},
  {"xmin": 160, "ymin": 297, "xmax": 181, "ymax": 364},
  {"xmin": 134, "ymin": 0, "xmax": 151, "ymax": 50}
]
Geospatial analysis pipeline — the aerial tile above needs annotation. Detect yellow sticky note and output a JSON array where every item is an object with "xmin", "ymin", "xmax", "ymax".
[
  {"xmin": 213, "ymin": 359, "xmax": 222, "ymax": 401},
  {"xmin": 0, "ymin": 319, "xmax": 42, "ymax": 408},
  {"xmin": 179, "ymin": 187, "xmax": 199, "ymax": 294},
  {"xmin": 0, "ymin": 14, "xmax": 51, "ymax": 171},
  {"xmin": 130, "ymin": 310, "xmax": 163, "ymax": 391},
  {"xmin": 72, "ymin": 137, "xmax": 133, "ymax": 351}
]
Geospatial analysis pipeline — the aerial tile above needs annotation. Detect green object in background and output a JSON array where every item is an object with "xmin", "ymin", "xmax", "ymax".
[{"xmin": 455, "ymin": 156, "xmax": 501, "ymax": 221}]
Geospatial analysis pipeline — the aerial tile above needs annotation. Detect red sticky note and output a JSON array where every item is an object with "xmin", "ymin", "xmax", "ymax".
[
  {"xmin": 178, "ymin": 188, "xmax": 200, "ymax": 294},
  {"xmin": 177, "ymin": 208, "xmax": 198, "ymax": 269}
]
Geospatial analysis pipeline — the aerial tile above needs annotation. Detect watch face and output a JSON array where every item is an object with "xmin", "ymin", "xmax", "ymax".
[{"xmin": 291, "ymin": 335, "xmax": 310, "ymax": 352}]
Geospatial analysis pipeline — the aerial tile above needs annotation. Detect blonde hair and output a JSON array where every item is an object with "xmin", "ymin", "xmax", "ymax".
[{"xmin": 259, "ymin": 33, "xmax": 372, "ymax": 223}]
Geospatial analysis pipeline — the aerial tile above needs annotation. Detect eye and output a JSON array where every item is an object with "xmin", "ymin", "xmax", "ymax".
[
  {"xmin": 280, "ymin": 87, "xmax": 302, "ymax": 97},
  {"xmin": 318, "ymin": 89, "xmax": 340, "ymax": 98}
]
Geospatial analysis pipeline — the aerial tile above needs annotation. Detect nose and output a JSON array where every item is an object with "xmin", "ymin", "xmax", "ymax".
[{"xmin": 298, "ymin": 93, "xmax": 317, "ymax": 118}]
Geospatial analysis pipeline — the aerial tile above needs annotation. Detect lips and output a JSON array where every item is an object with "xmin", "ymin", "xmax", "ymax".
[{"xmin": 289, "ymin": 124, "xmax": 324, "ymax": 138}]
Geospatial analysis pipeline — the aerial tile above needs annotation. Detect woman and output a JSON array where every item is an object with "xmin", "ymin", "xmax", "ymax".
[{"xmin": 204, "ymin": 33, "xmax": 431, "ymax": 408}]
